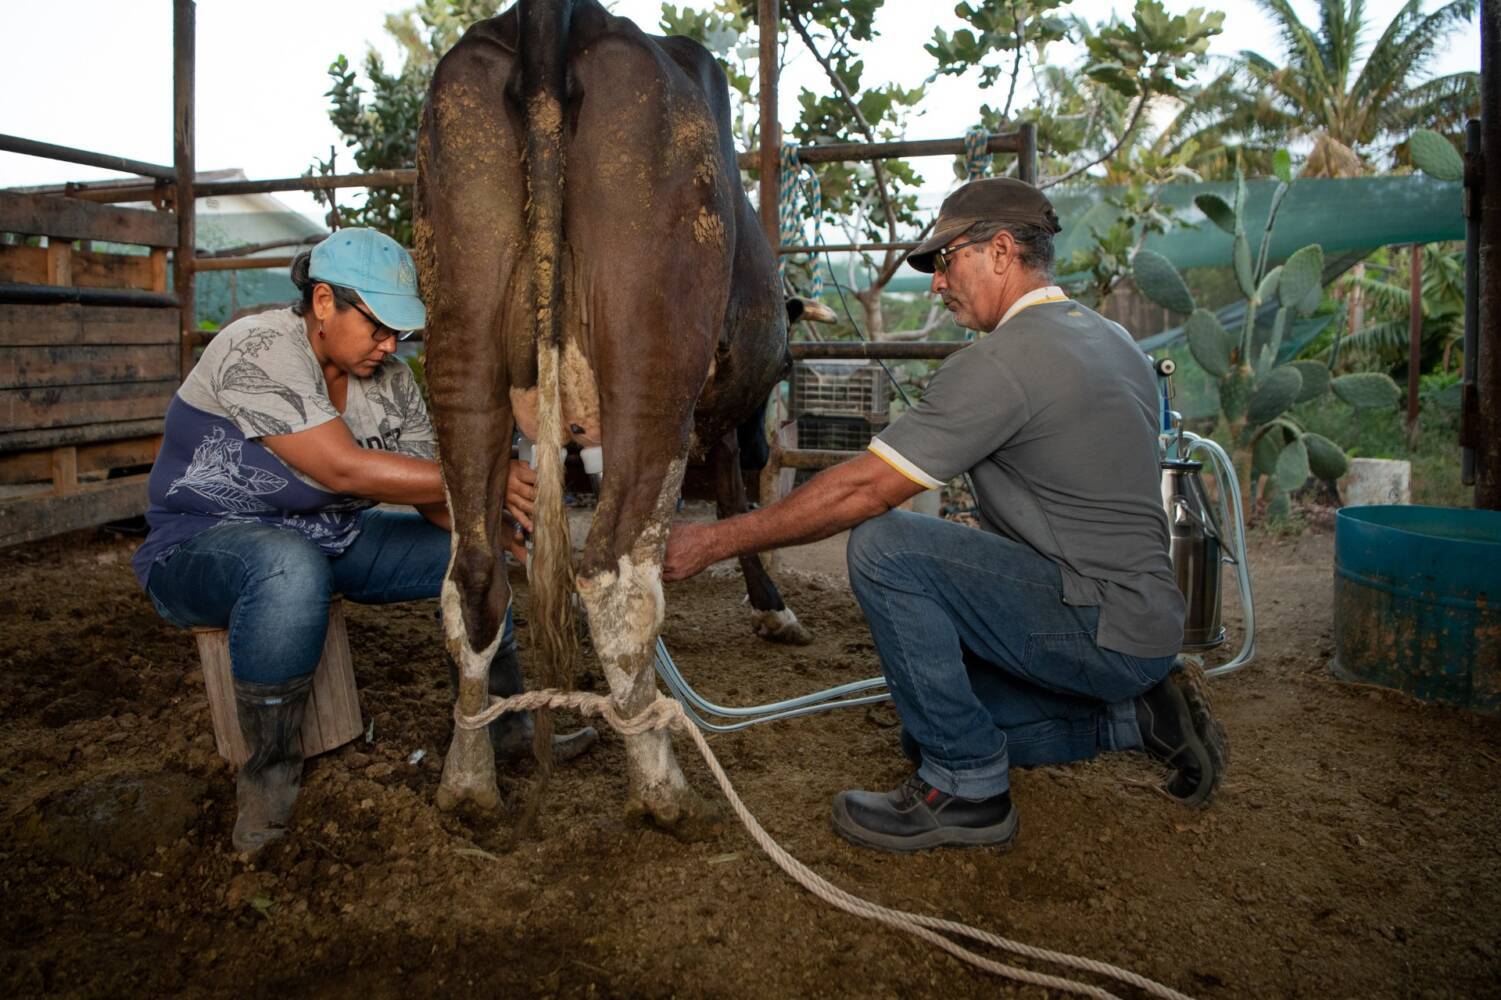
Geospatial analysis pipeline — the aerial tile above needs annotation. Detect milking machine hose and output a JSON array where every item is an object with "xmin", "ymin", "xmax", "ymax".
[{"xmin": 653, "ymin": 638, "xmax": 891, "ymax": 733}]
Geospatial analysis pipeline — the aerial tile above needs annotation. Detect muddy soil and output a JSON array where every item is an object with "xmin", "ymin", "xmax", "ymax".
[{"xmin": 1, "ymin": 518, "xmax": 1498, "ymax": 999}]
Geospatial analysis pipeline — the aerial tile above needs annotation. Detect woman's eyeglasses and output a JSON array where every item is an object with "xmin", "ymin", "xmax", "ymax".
[{"xmin": 350, "ymin": 301, "xmax": 414, "ymax": 343}]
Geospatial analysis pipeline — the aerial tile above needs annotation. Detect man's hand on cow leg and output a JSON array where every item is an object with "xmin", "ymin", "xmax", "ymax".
[{"xmin": 663, "ymin": 521, "xmax": 723, "ymax": 581}]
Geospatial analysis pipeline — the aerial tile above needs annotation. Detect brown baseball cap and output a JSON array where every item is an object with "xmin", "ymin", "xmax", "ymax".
[{"xmin": 907, "ymin": 177, "xmax": 1062, "ymax": 274}]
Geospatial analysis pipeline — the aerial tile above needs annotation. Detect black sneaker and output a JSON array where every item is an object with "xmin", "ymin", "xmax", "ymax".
[
  {"xmin": 831, "ymin": 774, "xmax": 1018, "ymax": 853},
  {"xmin": 1135, "ymin": 660, "xmax": 1228, "ymax": 808}
]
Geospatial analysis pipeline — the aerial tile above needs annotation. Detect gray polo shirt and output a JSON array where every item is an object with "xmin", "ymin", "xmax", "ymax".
[{"xmin": 869, "ymin": 287, "xmax": 1184, "ymax": 658}]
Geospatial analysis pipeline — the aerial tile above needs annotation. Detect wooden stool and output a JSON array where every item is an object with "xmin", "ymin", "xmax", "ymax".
[{"xmin": 194, "ymin": 597, "xmax": 363, "ymax": 767}]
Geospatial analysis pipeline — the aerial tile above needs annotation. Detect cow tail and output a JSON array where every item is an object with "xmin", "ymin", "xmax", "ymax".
[{"xmin": 520, "ymin": 0, "xmax": 577, "ymax": 785}]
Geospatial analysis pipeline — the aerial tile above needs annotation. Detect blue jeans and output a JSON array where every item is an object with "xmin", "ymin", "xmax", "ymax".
[
  {"xmin": 145, "ymin": 510, "xmax": 514, "ymax": 684},
  {"xmin": 846, "ymin": 510, "xmax": 1177, "ymax": 800}
]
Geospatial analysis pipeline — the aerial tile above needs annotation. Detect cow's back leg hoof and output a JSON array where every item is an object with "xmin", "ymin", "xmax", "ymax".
[
  {"xmin": 437, "ymin": 728, "xmax": 501, "ymax": 812},
  {"xmin": 620, "ymin": 729, "xmax": 722, "ymax": 839},
  {"xmin": 752, "ymin": 607, "xmax": 815, "ymax": 646},
  {"xmin": 626, "ymin": 782, "xmax": 724, "ymax": 842}
]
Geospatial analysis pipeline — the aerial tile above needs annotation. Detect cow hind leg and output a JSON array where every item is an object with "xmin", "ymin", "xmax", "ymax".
[
  {"xmin": 436, "ymin": 574, "xmax": 505, "ymax": 813},
  {"xmin": 710, "ymin": 433, "xmax": 814, "ymax": 646},
  {"xmin": 415, "ymin": 25, "xmax": 526, "ymax": 813},
  {"xmin": 577, "ymin": 452, "xmax": 717, "ymax": 836}
]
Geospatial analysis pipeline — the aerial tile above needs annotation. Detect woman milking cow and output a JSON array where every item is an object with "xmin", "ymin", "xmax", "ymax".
[{"xmin": 132, "ymin": 229, "xmax": 594, "ymax": 854}]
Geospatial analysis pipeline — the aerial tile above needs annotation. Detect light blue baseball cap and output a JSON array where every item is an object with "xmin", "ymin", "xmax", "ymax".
[{"xmin": 308, "ymin": 227, "xmax": 427, "ymax": 332}]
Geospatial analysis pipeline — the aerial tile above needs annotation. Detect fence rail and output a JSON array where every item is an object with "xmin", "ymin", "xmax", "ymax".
[{"xmin": 0, "ymin": 133, "xmax": 177, "ymax": 182}]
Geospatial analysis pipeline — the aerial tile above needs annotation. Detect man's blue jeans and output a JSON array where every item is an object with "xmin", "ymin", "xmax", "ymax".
[
  {"xmin": 846, "ymin": 510, "xmax": 1177, "ymax": 800},
  {"xmin": 145, "ymin": 510, "xmax": 514, "ymax": 685}
]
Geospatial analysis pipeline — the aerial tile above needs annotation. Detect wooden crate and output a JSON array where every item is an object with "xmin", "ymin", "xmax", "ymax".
[{"xmin": 0, "ymin": 191, "xmax": 179, "ymax": 547}]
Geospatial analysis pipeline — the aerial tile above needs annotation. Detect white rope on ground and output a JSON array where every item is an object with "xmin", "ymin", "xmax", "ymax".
[{"xmin": 456, "ymin": 689, "xmax": 1197, "ymax": 1000}]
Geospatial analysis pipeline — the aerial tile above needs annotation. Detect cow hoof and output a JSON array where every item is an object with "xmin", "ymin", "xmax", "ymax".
[
  {"xmin": 627, "ymin": 786, "xmax": 723, "ymax": 842},
  {"xmin": 435, "ymin": 781, "xmax": 503, "ymax": 813},
  {"xmin": 437, "ymin": 730, "xmax": 501, "ymax": 812},
  {"xmin": 435, "ymin": 775, "xmax": 503, "ymax": 812},
  {"xmin": 752, "ymin": 607, "xmax": 815, "ymax": 646}
]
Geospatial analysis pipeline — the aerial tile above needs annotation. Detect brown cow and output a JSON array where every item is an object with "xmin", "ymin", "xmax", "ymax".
[{"xmin": 414, "ymin": 0, "xmax": 797, "ymax": 826}]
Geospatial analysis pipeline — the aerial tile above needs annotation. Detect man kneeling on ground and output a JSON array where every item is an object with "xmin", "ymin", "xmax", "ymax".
[{"xmin": 663, "ymin": 178, "xmax": 1227, "ymax": 853}]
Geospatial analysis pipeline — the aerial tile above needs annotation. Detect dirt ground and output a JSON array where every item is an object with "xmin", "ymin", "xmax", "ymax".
[{"xmin": 1, "ymin": 513, "xmax": 1499, "ymax": 999}]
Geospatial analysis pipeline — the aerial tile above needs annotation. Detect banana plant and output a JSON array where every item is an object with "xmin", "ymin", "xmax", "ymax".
[{"xmin": 1131, "ymin": 159, "xmax": 1401, "ymax": 515}]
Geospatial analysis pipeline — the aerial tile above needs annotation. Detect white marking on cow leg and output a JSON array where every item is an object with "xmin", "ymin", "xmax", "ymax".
[
  {"xmin": 436, "ymin": 575, "xmax": 504, "ymax": 812},
  {"xmin": 750, "ymin": 606, "xmax": 815, "ymax": 646},
  {"xmin": 576, "ymin": 457, "xmax": 711, "ymax": 830},
  {"xmin": 578, "ymin": 554, "xmax": 696, "ymax": 826}
]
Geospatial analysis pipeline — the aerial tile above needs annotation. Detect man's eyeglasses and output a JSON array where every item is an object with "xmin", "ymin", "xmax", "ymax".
[
  {"xmin": 933, "ymin": 235, "xmax": 991, "ymax": 274},
  {"xmin": 350, "ymin": 301, "xmax": 416, "ymax": 343}
]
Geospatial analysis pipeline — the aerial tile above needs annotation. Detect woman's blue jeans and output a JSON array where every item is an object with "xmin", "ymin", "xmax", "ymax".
[
  {"xmin": 846, "ymin": 510, "xmax": 1177, "ymax": 800},
  {"xmin": 145, "ymin": 510, "xmax": 514, "ymax": 685}
]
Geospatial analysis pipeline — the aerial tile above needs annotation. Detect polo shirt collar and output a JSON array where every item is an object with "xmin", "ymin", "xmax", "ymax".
[{"xmin": 996, "ymin": 284, "xmax": 1068, "ymax": 329}]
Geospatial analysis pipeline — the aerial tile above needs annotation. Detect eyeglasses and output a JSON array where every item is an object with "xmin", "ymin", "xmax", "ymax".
[
  {"xmin": 933, "ymin": 236, "xmax": 991, "ymax": 274},
  {"xmin": 350, "ymin": 301, "xmax": 414, "ymax": 343}
]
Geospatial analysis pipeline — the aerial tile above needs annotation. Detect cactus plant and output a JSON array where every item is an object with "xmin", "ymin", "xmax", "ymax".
[
  {"xmin": 1132, "ymin": 249, "xmax": 1196, "ymax": 314},
  {"xmin": 1408, "ymin": 128, "xmax": 1464, "ymax": 183},
  {"xmin": 1131, "ymin": 163, "xmax": 1401, "ymax": 516}
]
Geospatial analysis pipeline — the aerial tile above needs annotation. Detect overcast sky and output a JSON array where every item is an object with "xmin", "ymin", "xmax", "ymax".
[{"xmin": 0, "ymin": 0, "xmax": 1481, "ymax": 220}]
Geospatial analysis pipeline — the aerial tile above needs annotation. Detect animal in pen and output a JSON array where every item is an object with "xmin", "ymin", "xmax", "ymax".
[{"xmin": 414, "ymin": 0, "xmax": 809, "ymax": 826}]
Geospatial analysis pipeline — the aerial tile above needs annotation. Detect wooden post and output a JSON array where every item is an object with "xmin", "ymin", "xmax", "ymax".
[
  {"xmin": 173, "ymin": 0, "xmax": 196, "ymax": 382},
  {"xmin": 1462, "ymin": 118, "xmax": 1481, "ymax": 486},
  {"xmin": 1479, "ymin": 1, "xmax": 1501, "ymax": 509},
  {"xmin": 1018, "ymin": 121, "xmax": 1038, "ymax": 185},
  {"xmin": 757, "ymin": 0, "xmax": 781, "ymax": 561},
  {"xmin": 50, "ymin": 447, "xmax": 78, "ymax": 495},
  {"xmin": 758, "ymin": 0, "xmax": 780, "ymax": 255},
  {"xmin": 44, "ymin": 239, "xmax": 72, "ymax": 286},
  {"xmin": 1407, "ymin": 243, "xmax": 1423, "ymax": 446}
]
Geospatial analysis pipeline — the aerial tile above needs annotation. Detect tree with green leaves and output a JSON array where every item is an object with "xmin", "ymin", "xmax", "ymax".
[
  {"xmin": 1181, "ymin": 0, "xmax": 1479, "ymax": 176},
  {"xmin": 930, "ymin": 1, "xmax": 1223, "ymax": 187},
  {"xmin": 309, "ymin": 1, "xmax": 503, "ymax": 246},
  {"xmin": 950, "ymin": 3, "xmax": 1223, "ymax": 310}
]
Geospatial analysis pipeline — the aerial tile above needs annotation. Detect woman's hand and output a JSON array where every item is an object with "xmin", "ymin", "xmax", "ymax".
[{"xmin": 505, "ymin": 458, "xmax": 538, "ymax": 533}]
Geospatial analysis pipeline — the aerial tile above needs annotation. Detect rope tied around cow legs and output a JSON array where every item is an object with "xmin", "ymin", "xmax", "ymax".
[{"xmin": 455, "ymin": 690, "xmax": 1197, "ymax": 1000}]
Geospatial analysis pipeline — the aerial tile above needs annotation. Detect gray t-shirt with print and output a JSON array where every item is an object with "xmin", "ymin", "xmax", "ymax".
[
  {"xmin": 869, "ymin": 294, "xmax": 1184, "ymax": 658},
  {"xmin": 132, "ymin": 306, "xmax": 436, "ymax": 586},
  {"xmin": 176, "ymin": 306, "xmax": 435, "ymax": 467}
]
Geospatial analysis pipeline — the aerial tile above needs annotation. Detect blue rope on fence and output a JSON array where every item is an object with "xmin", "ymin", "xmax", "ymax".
[
  {"xmin": 777, "ymin": 141, "xmax": 823, "ymax": 299},
  {"xmin": 962, "ymin": 125, "xmax": 991, "ymax": 181}
]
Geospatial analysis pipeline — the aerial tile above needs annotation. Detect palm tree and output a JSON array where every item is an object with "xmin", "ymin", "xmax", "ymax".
[{"xmin": 1172, "ymin": 0, "xmax": 1478, "ymax": 176}]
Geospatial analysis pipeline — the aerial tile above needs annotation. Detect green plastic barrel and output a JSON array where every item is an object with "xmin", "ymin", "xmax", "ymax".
[{"xmin": 1333, "ymin": 505, "xmax": 1500, "ymax": 714}]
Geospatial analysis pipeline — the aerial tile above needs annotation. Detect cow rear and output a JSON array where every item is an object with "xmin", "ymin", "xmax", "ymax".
[{"xmin": 416, "ymin": 0, "xmax": 778, "ymax": 827}]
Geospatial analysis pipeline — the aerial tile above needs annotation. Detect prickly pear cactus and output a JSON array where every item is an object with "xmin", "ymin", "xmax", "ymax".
[
  {"xmin": 1186, "ymin": 309, "xmax": 1234, "ymax": 377},
  {"xmin": 1408, "ymin": 128, "xmax": 1464, "ymax": 183},
  {"xmin": 1135, "ymin": 162, "xmax": 1405, "ymax": 517},
  {"xmin": 1303, "ymin": 432, "xmax": 1349, "ymax": 480},
  {"xmin": 1332, "ymin": 372, "xmax": 1403, "ymax": 410},
  {"xmin": 1246, "ymin": 366, "xmax": 1304, "ymax": 425},
  {"xmin": 1131, "ymin": 250, "xmax": 1196, "ymax": 315}
]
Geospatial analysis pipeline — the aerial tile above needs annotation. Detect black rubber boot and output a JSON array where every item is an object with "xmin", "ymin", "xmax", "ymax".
[
  {"xmin": 1135, "ymin": 659, "xmax": 1229, "ymax": 808},
  {"xmin": 446, "ymin": 648, "xmax": 597, "ymax": 764},
  {"xmin": 831, "ymin": 773, "xmax": 1018, "ymax": 853},
  {"xmin": 231, "ymin": 674, "xmax": 312, "ymax": 854}
]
